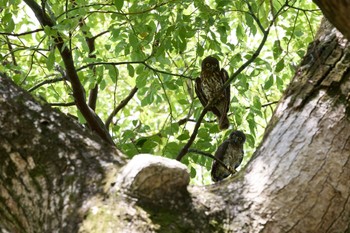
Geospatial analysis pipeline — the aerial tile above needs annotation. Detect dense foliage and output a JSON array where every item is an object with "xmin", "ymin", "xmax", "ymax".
[{"xmin": 0, "ymin": 0, "xmax": 321, "ymax": 184}]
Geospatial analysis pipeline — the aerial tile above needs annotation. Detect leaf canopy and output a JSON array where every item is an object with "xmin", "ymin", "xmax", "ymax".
[{"xmin": 0, "ymin": 0, "xmax": 321, "ymax": 184}]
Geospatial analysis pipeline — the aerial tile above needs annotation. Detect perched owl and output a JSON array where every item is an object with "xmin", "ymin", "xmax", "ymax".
[
  {"xmin": 195, "ymin": 56, "xmax": 230, "ymax": 130},
  {"xmin": 211, "ymin": 130, "xmax": 246, "ymax": 182}
]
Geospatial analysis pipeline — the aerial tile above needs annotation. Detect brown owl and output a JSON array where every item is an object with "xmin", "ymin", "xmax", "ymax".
[
  {"xmin": 211, "ymin": 130, "xmax": 246, "ymax": 182},
  {"xmin": 195, "ymin": 56, "xmax": 230, "ymax": 130}
]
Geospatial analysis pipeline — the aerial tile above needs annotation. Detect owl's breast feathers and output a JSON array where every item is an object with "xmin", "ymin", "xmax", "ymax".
[{"xmin": 200, "ymin": 70, "xmax": 224, "ymax": 100}]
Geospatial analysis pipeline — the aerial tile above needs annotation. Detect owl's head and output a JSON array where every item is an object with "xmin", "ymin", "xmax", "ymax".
[
  {"xmin": 201, "ymin": 56, "xmax": 220, "ymax": 71},
  {"xmin": 229, "ymin": 130, "xmax": 246, "ymax": 144}
]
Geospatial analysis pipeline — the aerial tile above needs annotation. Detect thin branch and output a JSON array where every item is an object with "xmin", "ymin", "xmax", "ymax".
[
  {"xmin": 24, "ymin": 0, "xmax": 114, "ymax": 145},
  {"xmin": 176, "ymin": 109, "xmax": 207, "ymax": 161},
  {"xmin": 56, "ymin": 1, "xmax": 174, "ymax": 20},
  {"xmin": 49, "ymin": 102, "xmax": 75, "ymax": 107},
  {"xmin": 105, "ymin": 86, "xmax": 139, "ymax": 129},
  {"xmin": 76, "ymin": 61, "xmax": 193, "ymax": 80},
  {"xmin": 28, "ymin": 77, "xmax": 64, "ymax": 92},
  {"xmin": 177, "ymin": 101, "xmax": 279, "ymax": 125},
  {"xmin": 0, "ymin": 29, "xmax": 43, "ymax": 36},
  {"xmin": 188, "ymin": 148, "xmax": 236, "ymax": 174}
]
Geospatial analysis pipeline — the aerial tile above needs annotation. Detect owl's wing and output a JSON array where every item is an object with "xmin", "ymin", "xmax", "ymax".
[
  {"xmin": 195, "ymin": 77, "xmax": 208, "ymax": 107},
  {"xmin": 211, "ymin": 140, "xmax": 229, "ymax": 169},
  {"xmin": 211, "ymin": 140, "xmax": 231, "ymax": 181},
  {"xmin": 232, "ymin": 142, "xmax": 244, "ymax": 169},
  {"xmin": 235, "ymin": 147, "xmax": 244, "ymax": 169},
  {"xmin": 221, "ymin": 68, "xmax": 230, "ymax": 114}
]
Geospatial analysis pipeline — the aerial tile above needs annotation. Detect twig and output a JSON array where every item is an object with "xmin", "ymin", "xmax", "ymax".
[
  {"xmin": 188, "ymin": 149, "xmax": 235, "ymax": 174},
  {"xmin": 49, "ymin": 102, "xmax": 75, "ymax": 107},
  {"xmin": 28, "ymin": 77, "xmax": 64, "ymax": 92},
  {"xmin": 177, "ymin": 101, "xmax": 279, "ymax": 125},
  {"xmin": 76, "ymin": 61, "xmax": 193, "ymax": 80},
  {"xmin": 105, "ymin": 86, "xmax": 139, "ymax": 129},
  {"xmin": 0, "ymin": 29, "xmax": 43, "ymax": 36},
  {"xmin": 176, "ymin": 109, "xmax": 207, "ymax": 161}
]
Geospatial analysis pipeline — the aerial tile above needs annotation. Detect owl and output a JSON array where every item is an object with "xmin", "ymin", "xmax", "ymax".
[
  {"xmin": 211, "ymin": 130, "xmax": 246, "ymax": 182},
  {"xmin": 195, "ymin": 56, "xmax": 230, "ymax": 130}
]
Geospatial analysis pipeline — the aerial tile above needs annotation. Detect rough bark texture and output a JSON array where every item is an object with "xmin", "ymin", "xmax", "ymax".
[
  {"xmin": 218, "ymin": 19, "xmax": 350, "ymax": 232},
  {"xmin": 1, "ymin": 19, "xmax": 350, "ymax": 233},
  {"xmin": 0, "ymin": 75, "xmax": 125, "ymax": 232}
]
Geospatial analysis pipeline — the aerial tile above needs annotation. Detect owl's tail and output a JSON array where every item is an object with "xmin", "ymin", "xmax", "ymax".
[{"xmin": 219, "ymin": 114, "xmax": 229, "ymax": 130}]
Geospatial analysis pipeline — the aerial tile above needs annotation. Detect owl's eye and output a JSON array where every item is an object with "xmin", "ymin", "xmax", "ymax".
[
  {"xmin": 206, "ymin": 63, "xmax": 211, "ymax": 67},
  {"xmin": 238, "ymin": 137, "xmax": 243, "ymax": 141}
]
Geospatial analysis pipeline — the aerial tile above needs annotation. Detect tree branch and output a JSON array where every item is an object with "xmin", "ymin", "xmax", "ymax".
[
  {"xmin": 105, "ymin": 86, "xmax": 139, "ymax": 129},
  {"xmin": 177, "ymin": 101, "xmax": 279, "ymax": 125},
  {"xmin": 49, "ymin": 102, "xmax": 75, "ymax": 107},
  {"xmin": 24, "ymin": 0, "xmax": 114, "ymax": 145},
  {"xmin": 28, "ymin": 77, "xmax": 65, "ymax": 92},
  {"xmin": 0, "ymin": 29, "xmax": 43, "ymax": 36},
  {"xmin": 188, "ymin": 148, "xmax": 236, "ymax": 174},
  {"xmin": 176, "ymin": 2, "xmax": 287, "ymax": 162},
  {"xmin": 77, "ymin": 61, "xmax": 193, "ymax": 80},
  {"xmin": 176, "ymin": 109, "xmax": 207, "ymax": 161}
]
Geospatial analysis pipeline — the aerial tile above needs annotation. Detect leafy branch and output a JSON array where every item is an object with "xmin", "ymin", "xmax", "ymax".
[
  {"xmin": 77, "ymin": 61, "xmax": 193, "ymax": 80},
  {"xmin": 24, "ymin": 0, "xmax": 114, "ymax": 145},
  {"xmin": 176, "ymin": 1, "xmax": 288, "ymax": 161}
]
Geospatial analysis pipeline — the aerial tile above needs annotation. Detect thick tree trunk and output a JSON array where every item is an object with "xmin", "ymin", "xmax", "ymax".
[
  {"xmin": 0, "ymin": 75, "xmax": 125, "ymax": 232},
  {"xmin": 1, "ymin": 19, "xmax": 350, "ymax": 233},
  {"xmin": 220, "ymin": 19, "xmax": 350, "ymax": 232},
  {"xmin": 313, "ymin": 0, "xmax": 350, "ymax": 40}
]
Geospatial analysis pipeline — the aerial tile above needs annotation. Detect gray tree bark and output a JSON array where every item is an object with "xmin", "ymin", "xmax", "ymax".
[{"xmin": 1, "ymin": 18, "xmax": 350, "ymax": 233}]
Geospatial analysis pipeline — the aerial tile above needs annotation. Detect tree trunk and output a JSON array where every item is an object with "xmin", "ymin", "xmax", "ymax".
[
  {"xmin": 1, "ymin": 19, "xmax": 350, "ymax": 232},
  {"xmin": 313, "ymin": 0, "xmax": 350, "ymax": 40},
  {"xmin": 220, "ymin": 18, "xmax": 350, "ymax": 232}
]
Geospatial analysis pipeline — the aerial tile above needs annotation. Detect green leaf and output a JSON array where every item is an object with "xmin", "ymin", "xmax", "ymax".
[
  {"xmin": 3, "ymin": 13, "xmax": 15, "ymax": 32},
  {"xmin": 122, "ymin": 130, "xmax": 135, "ymax": 140},
  {"xmin": 253, "ymin": 96, "xmax": 262, "ymax": 109},
  {"xmin": 127, "ymin": 64, "xmax": 135, "ymax": 77},
  {"xmin": 163, "ymin": 142, "xmax": 182, "ymax": 158},
  {"xmin": 273, "ymin": 40, "xmax": 282, "ymax": 60},
  {"xmin": 114, "ymin": 0, "xmax": 124, "ymax": 11},
  {"xmin": 190, "ymin": 166, "xmax": 197, "ymax": 178},
  {"xmin": 46, "ymin": 50, "xmax": 55, "ymax": 71},
  {"xmin": 77, "ymin": 110, "xmax": 87, "ymax": 124},
  {"xmin": 136, "ymin": 75, "xmax": 147, "ymax": 88},
  {"xmin": 275, "ymin": 59, "xmax": 285, "ymax": 73},
  {"xmin": 129, "ymin": 34, "xmax": 139, "ymax": 48},
  {"xmin": 141, "ymin": 92, "xmax": 154, "ymax": 106},
  {"xmin": 236, "ymin": 25, "xmax": 245, "ymax": 41},
  {"xmin": 264, "ymin": 75, "xmax": 274, "ymax": 90},
  {"xmin": 177, "ymin": 130, "xmax": 190, "ymax": 141}
]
